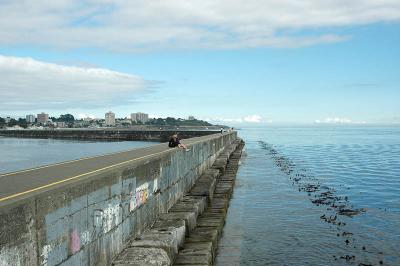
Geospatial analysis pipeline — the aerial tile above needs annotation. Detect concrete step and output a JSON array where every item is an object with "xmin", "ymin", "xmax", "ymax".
[{"xmin": 113, "ymin": 247, "xmax": 171, "ymax": 266}]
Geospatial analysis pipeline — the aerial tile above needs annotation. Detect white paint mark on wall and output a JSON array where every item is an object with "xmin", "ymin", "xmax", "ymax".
[
  {"xmin": 0, "ymin": 246, "xmax": 22, "ymax": 266},
  {"xmin": 102, "ymin": 203, "xmax": 121, "ymax": 234},
  {"xmin": 40, "ymin": 244, "xmax": 52, "ymax": 266},
  {"xmin": 153, "ymin": 178, "xmax": 158, "ymax": 193},
  {"xmin": 80, "ymin": 230, "xmax": 90, "ymax": 246}
]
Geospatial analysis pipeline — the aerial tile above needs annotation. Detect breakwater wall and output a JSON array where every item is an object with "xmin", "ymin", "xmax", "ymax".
[
  {"xmin": 0, "ymin": 132, "xmax": 237, "ymax": 265},
  {"xmin": 112, "ymin": 139, "xmax": 245, "ymax": 265},
  {"xmin": 0, "ymin": 129, "xmax": 219, "ymax": 142}
]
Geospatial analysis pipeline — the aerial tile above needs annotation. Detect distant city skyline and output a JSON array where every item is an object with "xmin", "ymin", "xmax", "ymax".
[{"xmin": 0, "ymin": 1, "xmax": 399, "ymax": 125}]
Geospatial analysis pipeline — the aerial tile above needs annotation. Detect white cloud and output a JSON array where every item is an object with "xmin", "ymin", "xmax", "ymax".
[
  {"xmin": 243, "ymin": 114, "xmax": 262, "ymax": 123},
  {"xmin": 315, "ymin": 117, "xmax": 368, "ymax": 124},
  {"xmin": 0, "ymin": 55, "xmax": 149, "ymax": 111},
  {"xmin": 78, "ymin": 113, "xmax": 95, "ymax": 119},
  {"xmin": 0, "ymin": 1, "xmax": 399, "ymax": 51},
  {"xmin": 205, "ymin": 114, "xmax": 263, "ymax": 124}
]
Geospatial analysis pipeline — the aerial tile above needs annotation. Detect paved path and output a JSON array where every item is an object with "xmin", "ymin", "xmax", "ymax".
[{"xmin": 0, "ymin": 133, "xmax": 221, "ymax": 203}]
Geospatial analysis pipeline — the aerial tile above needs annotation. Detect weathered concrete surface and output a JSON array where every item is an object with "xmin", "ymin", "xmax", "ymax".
[
  {"xmin": 158, "ymin": 212, "xmax": 197, "ymax": 234},
  {"xmin": 113, "ymin": 247, "xmax": 171, "ymax": 266},
  {"xmin": 130, "ymin": 226, "xmax": 186, "ymax": 260},
  {"xmin": 0, "ymin": 132, "xmax": 237, "ymax": 266}
]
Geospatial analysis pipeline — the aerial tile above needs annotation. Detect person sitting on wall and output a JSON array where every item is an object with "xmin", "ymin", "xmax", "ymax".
[{"xmin": 168, "ymin": 134, "xmax": 190, "ymax": 151}]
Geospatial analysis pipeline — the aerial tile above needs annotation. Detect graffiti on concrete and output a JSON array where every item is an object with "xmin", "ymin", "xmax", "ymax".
[
  {"xmin": 70, "ymin": 229, "xmax": 80, "ymax": 254},
  {"xmin": 135, "ymin": 182, "xmax": 149, "ymax": 209}
]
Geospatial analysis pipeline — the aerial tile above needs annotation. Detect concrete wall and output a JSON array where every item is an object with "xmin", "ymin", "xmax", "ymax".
[{"xmin": 0, "ymin": 132, "xmax": 237, "ymax": 266}]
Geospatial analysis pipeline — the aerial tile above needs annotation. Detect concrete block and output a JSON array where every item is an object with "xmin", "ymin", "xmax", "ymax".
[
  {"xmin": 181, "ymin": 196, "xmax": 207, "ymax": 215},
  {"xmin": 152, "ymin": 219, "xmax": 185, "ymax": 231},
  {"xmin": 159, "ymin": 212, "xmax": 196, "ymax": 233},
  {"xmin": 185, "ymin": 228, "xmax": 218, "ymax": 254},
  {"xmin": 174, "ymin": 252, "xmax": 212, "ymax": 265},
  {"xmin": 211, "ymin": 158, "xmax": 228, "ymax": 174},
  {"xmin": 189, "ymin": 179, "xmax": 216, "ymax": 203},
  {"xmin": 169, "ymin": 205, "xmax": 199, "ymax": 218},
  {"xmin": 130, "ymin": 226, "xmax": 185, "ymax": 260},
  {"xmin": 181, "ymin": 242, "xmax": 213, "ymax": 256},
  {"xmin": 112, "ymin": 247, "xmax": 171, "ymax": 266},
  {"xmin": 196, "ymin": 217, "xmax": 225, "ymax": 234},
  {"xmin": 203, "ymin": 169, "xmax": 220, "ymax": 179}
]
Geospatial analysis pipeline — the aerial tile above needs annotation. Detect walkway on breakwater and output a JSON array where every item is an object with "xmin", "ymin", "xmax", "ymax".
[
  {"xmin": 0, "ymin": 133, "xmax": 223, "ymax": 205},
  {"xmin": 112, "ymin": 139, "xmax": 245, "ymax": 265}
]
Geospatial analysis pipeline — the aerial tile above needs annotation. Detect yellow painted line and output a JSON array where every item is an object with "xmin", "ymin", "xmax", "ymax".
[
  {"xmin": 0, "ymin": 135, "xmax": 219, "ymax": 203},
  {"xmin": 0, "ymin": 148, "xmax": 172, "ymax": 203},
  {"xmin": 0, "ymin": 143, "xmax": 166, "ymax": 177}
]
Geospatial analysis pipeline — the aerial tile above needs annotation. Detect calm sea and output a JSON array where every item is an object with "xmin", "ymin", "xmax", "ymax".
[
  {"xmin": 0, "ymin": 137, "xmax": 155, "ymax": 174},
  {"xmin": 216, "ymin": 125, "xmax": 400, "ymax": 266}
]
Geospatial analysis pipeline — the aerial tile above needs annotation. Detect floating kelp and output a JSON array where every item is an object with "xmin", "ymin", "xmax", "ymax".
[{"xmin": 258, "ymin": 141, "xmax": 375, "ymax": 265}]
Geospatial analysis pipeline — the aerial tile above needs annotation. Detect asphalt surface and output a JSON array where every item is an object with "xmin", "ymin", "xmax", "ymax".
[{"xmin": 0, "ymin": 133, "xmax": 221, "ymax": 203}]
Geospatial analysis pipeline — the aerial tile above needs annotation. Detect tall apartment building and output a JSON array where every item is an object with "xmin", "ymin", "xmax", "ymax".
[
  {"xmin": 105, "ymin": 111, "xmax": 115, "ymax": 126},
  {"xmin": 131, "ymin": 112, "xmax": 149, "ymax": 123},
  {"xmin": 26, "ymin": 114, "xmax": 35, "ymax": 123},
  {"xmin": 37, "ymin": 112, "xmax": 49, "ymax": 124}
]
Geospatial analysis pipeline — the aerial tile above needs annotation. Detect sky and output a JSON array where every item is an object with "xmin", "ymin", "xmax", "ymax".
[{"xmin": 0, "ymin": 0, "xmax": 399, "ymax": 125}]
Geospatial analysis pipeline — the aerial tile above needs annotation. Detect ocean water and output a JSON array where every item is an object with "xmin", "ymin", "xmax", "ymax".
[
  {"xmin": 0, "ymin": 137, "xmax": 156, "ymax": 174},
  {"xmin": 216, "ymin": 125, "xmax": 400, "ymax": 266}
]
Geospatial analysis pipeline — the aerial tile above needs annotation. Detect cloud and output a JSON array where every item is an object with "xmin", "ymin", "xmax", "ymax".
[
  {"xmin": 0, "ymin": 1, "xmax": 399, "ymax": 51},
  {"xmin": 243, "ymin": 114, "xmax": 262, "ymax": 123},
  {"xmin": 78, "ymin": 113, "xmax": 95, "ymax": 119},
  {"xmin": 0, "ymin": 55, "xmax": 149, "ymax": 111},
  {"xmin": 315, "ymin": 117, "xmax": 367, "ymax": 124},
  {"xmin": 205, "ymin": 114, "xmax": 263, "ymax": 124}
]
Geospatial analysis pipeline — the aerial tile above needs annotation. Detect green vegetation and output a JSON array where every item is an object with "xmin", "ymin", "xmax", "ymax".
[
  {"xmin": 50, "ymin": 114, "xmax": 75, "ymax": 122},
  {"xmin": 146, "ymin": 117, "xmax": 212, "ymax": 126},
  {"xmin": 0, "ymin": 117, "xmax": 28, "ymax": 128}
]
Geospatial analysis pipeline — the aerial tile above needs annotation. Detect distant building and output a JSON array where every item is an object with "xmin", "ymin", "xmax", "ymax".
[
  {"xmin": 131, "ymin": 112, "xmax": 149, "ymax": 123},
  {"xmin": 105, "ymin": 111, "xmax": 115, "ymax": 126},
  {"xmin": 188, "ymin": 116, "xmax": 195, "ymax": 120},
  {"xmin": 37, "ymin": 113, "xmax": 49, "ymax": 124},
  {"xmin": 26, "ymin": 114, "xmax": 35, "ymax": 123},
  {"xmin": 56, "ymin": 122, "xmax": 66, "ymax": 128},
  {"xmin": 4, "ymin": 117, "xmax": 12, "ymax": 123}
]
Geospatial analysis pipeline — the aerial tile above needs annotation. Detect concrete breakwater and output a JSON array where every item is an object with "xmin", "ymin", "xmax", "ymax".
[
  {"xmin": 113, "ymin": 139, "xmax": 245, "ymax": 265},
  {"xmin": 0, "ymin": 132, "xmax": 237, "ymax": 265},
  {"xmin": 0, "ymin": 128, "xmax": 219, "ymax": 142}
]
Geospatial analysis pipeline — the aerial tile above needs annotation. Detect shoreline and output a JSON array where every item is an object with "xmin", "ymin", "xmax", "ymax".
[{"xmin": 0, "ymin": 127, "xmax": 223, "ymax": 142}]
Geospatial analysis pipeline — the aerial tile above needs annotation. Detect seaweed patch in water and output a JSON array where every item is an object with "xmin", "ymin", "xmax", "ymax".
[{"xmin": 258, "ymin": 141, "xmax": 376, "ymax": 264}]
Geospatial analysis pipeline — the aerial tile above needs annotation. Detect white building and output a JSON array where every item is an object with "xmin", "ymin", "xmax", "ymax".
[
  {"xmin": 37, "ymin": 113, "xmax": 49, "ymax": 124},
  {"xmin": 188, "ymin": 116, "xmax": 195, "ymax": 120},
  {"xmin": 131, "ymin": 112, "xmax": 149, "ymax": 123},
  {"xmin": 26, "ymin": 114, "xmax": 35, "ymax": 123},
  {"xmin": 105, "ymin": 111, "xmax": 115, "ymax": 126}
]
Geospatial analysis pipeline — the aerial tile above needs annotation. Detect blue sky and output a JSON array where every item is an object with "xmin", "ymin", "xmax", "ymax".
[{"xmin": 0, "ymin": 1, "xmax": 399, "ymax": 125}]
